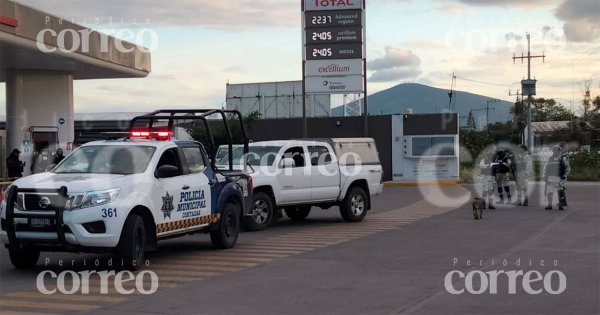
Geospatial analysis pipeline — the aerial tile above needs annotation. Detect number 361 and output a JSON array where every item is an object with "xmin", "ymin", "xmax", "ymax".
[{"xmin": 101, "ymin": 208, "xmax": 117, "ymax": 218}]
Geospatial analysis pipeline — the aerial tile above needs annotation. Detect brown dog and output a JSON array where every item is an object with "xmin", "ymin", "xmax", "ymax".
[{"xmin": 472, "ymin": 198, "xmax": 485, "ymax": 220}]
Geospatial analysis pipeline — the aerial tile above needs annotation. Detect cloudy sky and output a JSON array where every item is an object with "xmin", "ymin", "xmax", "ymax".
[{"xmin": 1, "ymin": 0, "xmax": 599, "ymax": 114}]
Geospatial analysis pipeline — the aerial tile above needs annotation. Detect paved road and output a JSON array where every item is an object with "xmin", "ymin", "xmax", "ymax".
[{"xmin": 0, "ymin": 182, "xmax": 598, "ymax": 314}]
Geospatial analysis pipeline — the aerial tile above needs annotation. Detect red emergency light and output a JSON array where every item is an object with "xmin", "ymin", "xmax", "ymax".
[
  {"xmin": 0, "ymin": 16, "xmax": 18, "ymax": 27},
  {"xmin": 130, "ymin": 130, "xmax": 173, "ymax": 140}
]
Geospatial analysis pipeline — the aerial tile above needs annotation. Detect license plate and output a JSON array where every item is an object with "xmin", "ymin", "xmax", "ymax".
[{"xmin": 29, "ymin": 218, "xmax": 53, "ymax": 227}]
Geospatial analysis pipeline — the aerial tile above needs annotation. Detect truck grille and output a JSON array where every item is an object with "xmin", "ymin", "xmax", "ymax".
[{"xmin": 22, "ymin": 193, "xmax": 63, "ymax": 211}]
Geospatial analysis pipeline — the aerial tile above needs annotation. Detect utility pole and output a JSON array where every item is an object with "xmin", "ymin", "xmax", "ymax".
[
  {"xmin": 513, "ymin": 33, "xmax": 545, "ymax": 153},
  {"xmin": 509, "ymin": 89, "xmax": 525, "ymax": 143},
  {"xmin": 485, "ymin": 99, "xmax": 499, "ymax": 132}
]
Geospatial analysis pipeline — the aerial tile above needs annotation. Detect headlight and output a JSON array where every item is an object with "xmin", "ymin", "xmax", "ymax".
[{"xmin": 71, "ymin": 188, "xmax": 120, "ymax": 210}]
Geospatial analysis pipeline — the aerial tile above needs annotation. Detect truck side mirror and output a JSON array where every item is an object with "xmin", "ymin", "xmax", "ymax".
[
  {"xmin": 279, "ymin": 158, "xmax": 295, "ymax": 169},
  {"xmin": 156, "ymin": 165, "xmax": 180, "ymax": 178}
]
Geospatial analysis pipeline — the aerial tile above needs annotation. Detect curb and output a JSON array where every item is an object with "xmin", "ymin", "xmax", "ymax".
[{"xmin": 384, "ymin": 180, "xmax": 461, "ymax": 187}]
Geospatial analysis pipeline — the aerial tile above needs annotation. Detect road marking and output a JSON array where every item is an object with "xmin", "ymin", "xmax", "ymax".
[
  {"xmin": 198, "ymin": 251, "xmax": 288, "ymax": 258},
  {"xmin": 153, "ymin": 270, "xmax": 222, "ymax": 277},
  {"xmin": 0, "ymin": 299, "xmax": 98, "ymax": 312},
  {"xmin": 0, "ymin": 311, "xmax": 56, "ymax": 315},
  {"xmin": 82, "ymin": 279, "xmax": 179, "ymax": 289},
  {"xmin": 238, "ymin": 245, "xmax": 319, "ymax": 251},
  {"xmin": 155, "ymin": 276, "xmax": 207, "ymax": 283},
  {"xmin": 150, "ymin": 263, "xmax": 242, "ymax": 272},
  {"xmin": 158, "ymin": 260, "xmax": 258, "ymax": 268},
  {"xmin": 6, "ymin": 292, "xmax": 128, "ymax": 303},
  {"xmin": 259, "ymin": 242, "xmax": 332, "ymax": 246},
  {"xmin": 227, "ymin": 248, "xmax": 305, "ymax": 255}
]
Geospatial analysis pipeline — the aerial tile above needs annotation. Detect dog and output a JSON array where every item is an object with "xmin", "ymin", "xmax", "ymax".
[{"xmin": 472, "ymin": 198, "xmax": 485, "ymax": 220}]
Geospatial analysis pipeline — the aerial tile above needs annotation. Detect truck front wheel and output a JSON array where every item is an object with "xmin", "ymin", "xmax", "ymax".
[
  {"xmin": 339, "ymin": 187, "xmax": 368, "ymax": 222},
  {"xmin": 116, "ymin": 214, "xmax": 146, "ymax": 270},
  {"xmin": 9, "ymin": 244, "xmax": 40, "ymax": 269},
  {"xmin": 244, "ymin": 192, "xmax": 273, "ymax": 231},
  {"xmin": 211, "ymin": 202, "xmax": 240, "ymax": 249}
]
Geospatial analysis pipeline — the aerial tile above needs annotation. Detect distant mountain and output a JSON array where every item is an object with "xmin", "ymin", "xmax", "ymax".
[{"xmin": 331, "ymin": 83, "xmax": 514, "ymax": 129}]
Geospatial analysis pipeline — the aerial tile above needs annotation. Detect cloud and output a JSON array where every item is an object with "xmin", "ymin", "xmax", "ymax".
[
  {"xmin": 369, "ymin": 68, "xmax": 422, "ymax": 82},
  {"xmin": 555, "ymin": 0, "xmax": 600, "ymax": 42},
  {"xmin": 436, "ymin": 4, "xmax": 472, "ymax": 14},
  {"xmin": 368, "ymin": 47, "xmax": 421, "ymax": 71},
  {"xmin": 368, "ymin": 47, "xmax": 422, "ymax": 82},
  {"xmin": 451, "ymin": 0, "xmax": 560, "ymax": 8},
  {"xmin": 13, "ymin": 0, "xmax": 299, "ymax": 29}
]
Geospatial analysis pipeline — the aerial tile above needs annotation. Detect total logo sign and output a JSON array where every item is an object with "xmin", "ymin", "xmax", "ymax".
[
  {"xmin": 305, "ymin": 0, "xmax": 363, "ymax": 11},
  {"xmin": 305, "ymin": 75, "xmax": 363, "ymax": 93}
]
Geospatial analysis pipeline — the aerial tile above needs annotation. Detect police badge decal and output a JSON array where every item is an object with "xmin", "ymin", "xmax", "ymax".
[{"xmin": 161, "ymin": 192, "xmax": 174, "ymax": 219}]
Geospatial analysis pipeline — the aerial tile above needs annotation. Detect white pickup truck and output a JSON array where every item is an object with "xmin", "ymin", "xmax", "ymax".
[
  {"xmin": 220, "ymin": 138, "xmax": 384, "ymax": 231},
  {"xmin": 1, "ymin": 109, "xmax": 252, "ymax": 270}
]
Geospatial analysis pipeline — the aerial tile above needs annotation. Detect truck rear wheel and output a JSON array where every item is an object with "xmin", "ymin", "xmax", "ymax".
[
  {"xmin": 9, "ymin": 244, "xmax": 40, "ymax": 269},
  {"xmin": 340, "ymin": 187, "xmax": 368, "ymax": 222},
  {"xmin": 244, "ymin": 192, "xmax": 273, "ymax": 231},
  {"xmin": 211, "ymin": 202, "xmax": 240, "ymax": 249},
  {"xmin": 285, "ymin": 206, "xmax": 311, "ymax": 221},
  {"xmin": 116, "ymin": 214, "xmax": 146, "ymax": 270}
]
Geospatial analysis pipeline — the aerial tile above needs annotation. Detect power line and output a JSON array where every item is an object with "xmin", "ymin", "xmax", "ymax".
[{"xmin": 454, "ymin": 76, "xmax": 514, "ymax": 88}]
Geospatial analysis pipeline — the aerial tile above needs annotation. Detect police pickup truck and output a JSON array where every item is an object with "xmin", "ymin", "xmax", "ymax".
[
  {"xmin": 0, "ymin": 110, "xmax": 252, "ymax": 269},
  {"xmin": 219, "ymin": 138, "xmax": 384, "ymax": 231}
]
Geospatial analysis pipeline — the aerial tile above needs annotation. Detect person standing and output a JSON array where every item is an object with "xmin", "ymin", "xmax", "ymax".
[
  {"xmin": 54, "ymin": 148, "xmax": 65, "ymax": 165},
  {"xmin": 6, "ymin": 149, "xmax": 25, "ymax": 178},
  {"xmin": 494, "ymin": 148, "xmax": 513, "ymax": 204},
  {"xmin": 479, "ymin": 150, "xmax": 497, "ymax": 209},
  {"xmin": 513, "ymin": 145, "xmax": 532, "ymax": 206},
  {"xmin": 31, "ymin": 149, "xmax": 50, "ymax": 174},
  {"xmin": 544, "ymin": 145, "xmax": 571, "ymax": 210}
]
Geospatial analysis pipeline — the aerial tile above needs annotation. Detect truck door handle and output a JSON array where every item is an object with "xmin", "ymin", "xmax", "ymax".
[{"xmin": 182, "ymin": 185, "xmax": 190, "ymax": 190}]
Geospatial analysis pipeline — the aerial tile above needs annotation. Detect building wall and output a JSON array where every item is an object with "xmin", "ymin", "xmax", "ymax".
[
  {"xmin": 392, "ymin": 114, "xmax": 460, "ymax": 182},
  {"xmin": 248, "ymin": 116, "xmax": 393, "ymax": 181}
]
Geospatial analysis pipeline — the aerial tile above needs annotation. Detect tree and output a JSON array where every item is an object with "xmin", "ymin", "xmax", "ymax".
[
  {"xmin": 185, "ymin": 111, "xmax": 261, "ymax": 156},
  {"xmin": 530, "ymin": 98, "xmax": 575, "ymax": 122},
  {"xmin": 584, "ymin": 95, "xmax": 600, "ymax": 128}
]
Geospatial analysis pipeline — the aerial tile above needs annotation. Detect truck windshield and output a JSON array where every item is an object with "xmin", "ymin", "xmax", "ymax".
[
  {"xmin": 53, "ymin": 145, "xmax": 156, "ymax": 175},
  {"xmin": 218, "ymin": 146, "xmax": 281, "ymax": 167}
]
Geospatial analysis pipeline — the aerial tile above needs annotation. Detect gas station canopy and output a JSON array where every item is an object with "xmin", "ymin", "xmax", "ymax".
[
  {"xmin": 0, "ymin": 0, "xmax": 151, "ymax": 81},
  {"xmin": 0, "ymin": 0, "xmax": 151, "ymax": 177}
]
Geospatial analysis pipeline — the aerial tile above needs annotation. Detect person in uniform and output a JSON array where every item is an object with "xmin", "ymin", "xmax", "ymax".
[
  {"xmin": 544, "ymin": 145, "xmax": 571, "ymax": 210},
  {"xmin": 6, "ymin": 149, "xmax": 25, "ymax": 178},
  {"xmin": 513, "ymin": 144, "xmax": 532, "ymax": 206},
  {"xmin": 54, "ymin": 148, "xmax": 65, "ymax": 165},
  {"xmin": 479, "ymin": 150, "xmax": 497, "ymax": 209},
  {"xmin": 494, "ymin": 148, "xmax": 513, "ymax": 204}
]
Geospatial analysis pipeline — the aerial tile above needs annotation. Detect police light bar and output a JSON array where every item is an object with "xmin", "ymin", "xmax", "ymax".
[{"xmin": 130, "ymin": 130, "xmax": 173, "ymax": 140}]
